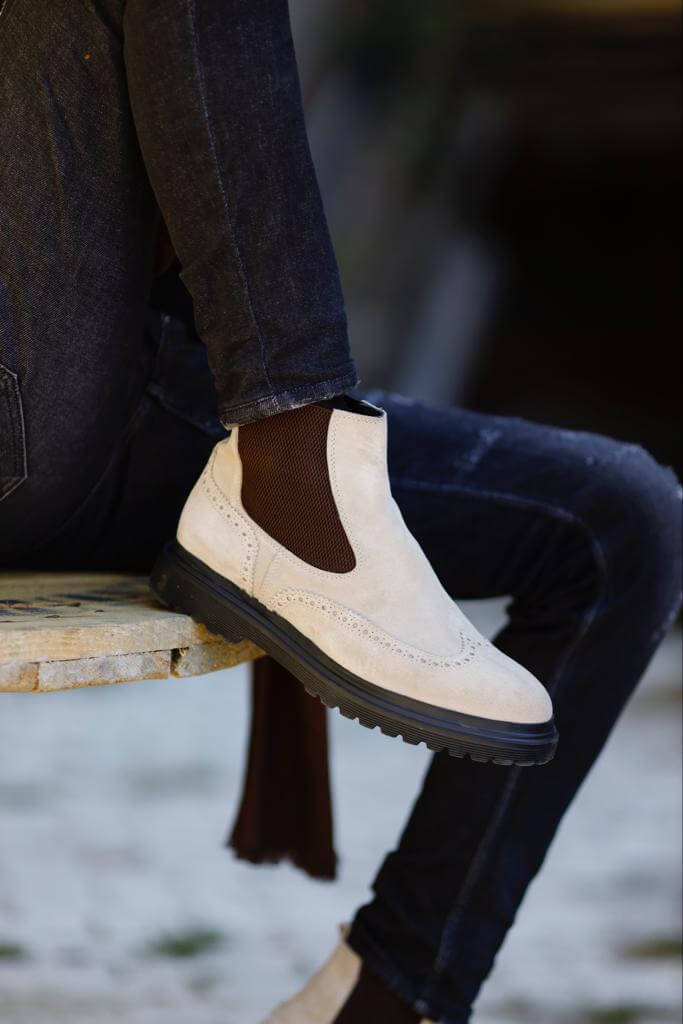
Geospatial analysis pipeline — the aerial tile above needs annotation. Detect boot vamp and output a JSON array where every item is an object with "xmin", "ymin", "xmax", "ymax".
[{"xmin": 259, "ymin": 493, "xmax": 552, "ymax": 725}]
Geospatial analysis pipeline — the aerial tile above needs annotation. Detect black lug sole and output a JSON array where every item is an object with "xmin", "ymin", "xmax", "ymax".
[{"xmin": 150, "ymin": 540, "xmax": 558, "ymax": 766}]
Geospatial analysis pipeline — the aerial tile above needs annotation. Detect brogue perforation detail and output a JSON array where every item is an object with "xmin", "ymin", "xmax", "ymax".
[
  {"xmin": 200, "ymin": 456, "xmax": 256, "ymax": 592},
  {"xmin": 272, "ymin": 589, "xmax": 484, "ymax": 669}
]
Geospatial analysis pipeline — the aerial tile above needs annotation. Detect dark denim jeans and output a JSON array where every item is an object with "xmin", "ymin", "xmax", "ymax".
[
  {"xmin": 0, "ymin": 0, "xmax": 357, "ymax": 557},
  {"xmin": 2, "ymin": 304, "xmax": 681, "ymax": 1021},
  {"xmin": 346, "ymin": 391, "xmax": 681, "ymax": 1022}
]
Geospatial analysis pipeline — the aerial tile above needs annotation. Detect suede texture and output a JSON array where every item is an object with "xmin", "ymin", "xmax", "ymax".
[{"xmin": 175, "ymin": 405, "xmax": 553, "ymax": 725}]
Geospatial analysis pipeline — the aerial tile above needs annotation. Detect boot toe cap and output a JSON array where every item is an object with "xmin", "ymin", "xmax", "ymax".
[{"xmin": 472, "ymin": 645, "xmax": 553, "ymax": 725}]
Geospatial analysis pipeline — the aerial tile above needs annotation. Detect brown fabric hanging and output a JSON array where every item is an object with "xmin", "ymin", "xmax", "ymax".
[{"xmin": 228, "ymin": 654, "xmax": 337, "ymax": 881}]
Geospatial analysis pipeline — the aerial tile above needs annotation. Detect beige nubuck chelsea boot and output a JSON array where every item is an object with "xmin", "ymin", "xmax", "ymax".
[
  {"xmin": 261, "ymin": 928, "xmax": 434, "ymax": 1024},
  {"xmin": 151, "ymin": 396, "xmax": 557, "ymax": 764}
]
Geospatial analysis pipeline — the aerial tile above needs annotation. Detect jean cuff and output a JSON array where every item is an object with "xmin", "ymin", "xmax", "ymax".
[
  {"xmin": 217, "ymin": 365, "xmax": 361, "ymax": 427},
  {"xmin": 346, "ymin": 920, "xmax": 468, "ymax": 1024}
]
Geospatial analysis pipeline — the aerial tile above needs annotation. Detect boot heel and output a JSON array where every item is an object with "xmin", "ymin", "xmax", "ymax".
[{"xmin": 150, "ymin": 543, "xmax": 246, "ymax": 645}]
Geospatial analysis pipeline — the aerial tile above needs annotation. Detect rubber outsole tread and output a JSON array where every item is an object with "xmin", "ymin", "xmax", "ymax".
[
  {"xmin": 150, "ymin": 541, "xmax": 557, "ymax": 767},
  {"xmin": 307, "ymin": 688, "xmax": 542, "ymax": 765}
]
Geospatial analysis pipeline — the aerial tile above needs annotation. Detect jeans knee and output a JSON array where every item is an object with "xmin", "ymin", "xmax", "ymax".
[{"xmin": 587, "ymin": 442, "xmax": 682, "ymax": 624}]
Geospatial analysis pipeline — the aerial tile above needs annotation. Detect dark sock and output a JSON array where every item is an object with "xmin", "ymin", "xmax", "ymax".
[{"xmin": 333, "ymin": 963, "xmax": 420, "ymax": 1024}]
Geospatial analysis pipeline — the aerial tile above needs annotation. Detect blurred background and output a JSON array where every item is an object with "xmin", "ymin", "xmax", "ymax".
[
  {"xmin": 1, "ymin": 1, "xmax": 680, "ymax": 1022},
  {"xmin": 297, "ymin": 0, "xmax": 680, "ymax": 476}
]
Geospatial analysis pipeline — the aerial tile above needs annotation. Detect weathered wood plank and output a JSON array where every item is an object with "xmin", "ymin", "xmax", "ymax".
[
  {"xmin": 0, "ymin": 573, "xmax": 217, "ymax": 663},
  {"xmin": 2, "ymin": 611, "xmax": 216, "ymax": 664},
  {"xmin": 0, "ymin": 573, "xmax": 262, "ymax": 692},
  {"xmin": 172, "ymin": 639, "xmax": 263, "ymax": 677},
  {"xmin": 37, "ymin": 651, "xmax": 172, "ymax": 691},
  {"xmin": 0, "ymin": 660, "xmax": 38, "ymax": 692}
]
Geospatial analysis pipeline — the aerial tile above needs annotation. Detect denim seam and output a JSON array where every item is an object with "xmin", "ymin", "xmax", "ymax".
[
  {"xmin": 0, "ymin": 363, "xmax": 28, "ymax": 502},
  {"xmin": 217, "ymin": 365, "xmax": 359, "ymax": 424},
  {"xmin": 185, "ymin": 0, "xmax": 273, "ymax": 395},
  {"xmin": 386, "ymin": 476, "xmax": 611, "ymax": 1022}
]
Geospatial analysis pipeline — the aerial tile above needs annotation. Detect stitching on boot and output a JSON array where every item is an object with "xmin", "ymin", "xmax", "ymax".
[
  {"xmin": 272, "ymin": 588, "xmax": 485, "ymax": 668},
  {"xmin": 199, "ymin": 451, "xmax": 257, "ymax": 592},
  {"xmin": 327, "ymin": 412, "xmax": 366, "ymax": 571}
]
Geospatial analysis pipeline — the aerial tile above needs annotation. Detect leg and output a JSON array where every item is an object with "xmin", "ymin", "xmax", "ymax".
[
  {"xmin": 345, "ymin": 391, "xmax": 682, "ymax": 1023},
  {"xmin": 123, "ymin": 0, "xmax": 358, "ymax": 425},
  {"xmin": 0, "ymin": 0, "xmax": 356, "ymax": 563},
  {"xmin": 0, "ymin": 0, "xmax": 160, "ymax": 561},
  {"xmin": 1, "ymin": 308, "xmax": 221, "ymax": 571}
]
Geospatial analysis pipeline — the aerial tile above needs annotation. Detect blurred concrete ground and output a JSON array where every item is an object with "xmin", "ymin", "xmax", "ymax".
[{"xmin": 0, "ymin": 601, "xmax": 679, "ymax": 1024}]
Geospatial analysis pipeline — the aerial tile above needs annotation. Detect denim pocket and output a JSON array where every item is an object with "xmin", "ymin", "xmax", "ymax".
[{"xmin": 0, "ymin": 363, "xmax": 27, "ymax": 502}]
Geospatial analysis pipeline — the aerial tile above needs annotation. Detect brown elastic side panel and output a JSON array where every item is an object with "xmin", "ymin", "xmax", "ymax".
[{"xmin": 238, "ymin": 404, "xmax": 356, "ymax": 572}]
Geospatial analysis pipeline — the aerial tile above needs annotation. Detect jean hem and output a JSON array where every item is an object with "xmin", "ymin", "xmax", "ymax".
[
  {"xmin": 217, "ymin": 365, "xmax": 360, "ymax": 426},
  {"xmin": 346, "ymin": 922, "xmax": 470, "ymax": 1024}
]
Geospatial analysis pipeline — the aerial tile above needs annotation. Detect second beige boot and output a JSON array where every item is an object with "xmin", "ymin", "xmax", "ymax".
[{"xmin": 262, "ymin": 927, "xmax": 434, "ymax": 1024}]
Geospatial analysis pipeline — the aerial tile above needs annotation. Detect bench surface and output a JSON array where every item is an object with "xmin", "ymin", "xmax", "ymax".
[{"xmin": 0, "ymin": 573, "xmax": 262, "ymax": 692}]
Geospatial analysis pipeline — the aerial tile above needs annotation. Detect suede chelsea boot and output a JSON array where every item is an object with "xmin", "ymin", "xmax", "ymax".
[{"xmin": 151, "ymin": 396, "xmax": 557, "ymax": 764}]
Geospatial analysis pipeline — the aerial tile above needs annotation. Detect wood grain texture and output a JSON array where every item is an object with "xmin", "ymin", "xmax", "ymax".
[
  {"xmin": 172, "ymin": 640, "xmax": 263, "ymax": 678},
  {"xmin": 0, "ymin": 573, "xmax": 261, "ymax": 692},
  {"xmin": 0, "ymin": 660, "xmax": 38, "ymax": 692},
  {"xmin": 38, "ymin": 651, "xmax": 172, "ymax": 691}
]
